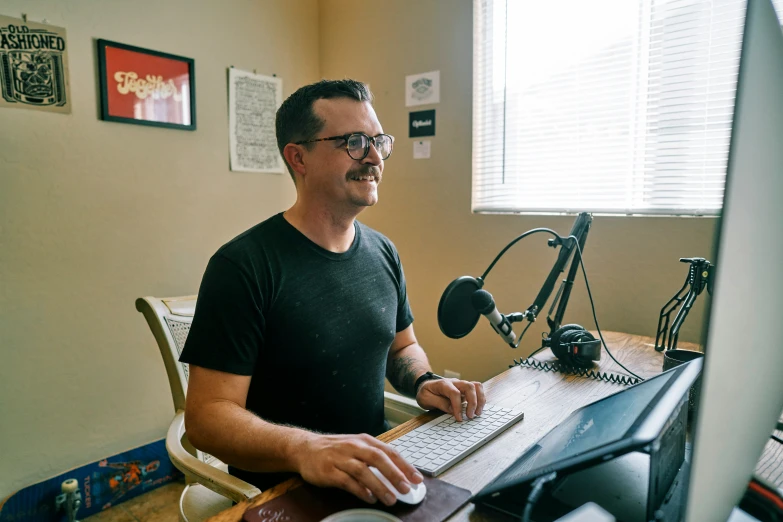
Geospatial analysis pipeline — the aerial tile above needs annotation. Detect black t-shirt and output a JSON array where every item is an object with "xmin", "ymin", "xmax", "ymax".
[{"xmin": 179, "ymin": 212, "xmax": 414, "ymax": 489}]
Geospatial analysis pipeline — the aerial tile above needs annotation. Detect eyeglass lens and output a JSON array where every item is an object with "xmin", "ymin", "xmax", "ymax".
[{"xmin": 346, "ymin": 134, "xmax": 393, "ymax": 160}]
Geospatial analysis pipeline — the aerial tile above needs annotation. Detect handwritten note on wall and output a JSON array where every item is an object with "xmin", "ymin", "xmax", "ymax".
[{"xmin": 228, "ymin": 68, "xmax": 283, "ymax": 173}]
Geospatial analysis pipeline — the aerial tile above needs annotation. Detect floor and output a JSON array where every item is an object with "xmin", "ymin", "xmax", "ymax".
[{"xmin": 82, "ymin": 479, "xmax": 186, "ymax": 522}]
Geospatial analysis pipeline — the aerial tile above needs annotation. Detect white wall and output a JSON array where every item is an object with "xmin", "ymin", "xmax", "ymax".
[{"xmin": 0, "ymin": 0, "xmax": 318, "ymax": 497}]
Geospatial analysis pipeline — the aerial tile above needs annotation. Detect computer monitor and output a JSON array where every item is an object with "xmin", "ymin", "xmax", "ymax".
[{"xmin": 686, "ymin": 0, "xmax": 783, "ymax": 520}]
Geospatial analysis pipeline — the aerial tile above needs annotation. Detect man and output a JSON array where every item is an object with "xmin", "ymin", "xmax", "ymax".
[{"xmin": 180, "ymin": 79, "xmax": 485, "ymax": 507}]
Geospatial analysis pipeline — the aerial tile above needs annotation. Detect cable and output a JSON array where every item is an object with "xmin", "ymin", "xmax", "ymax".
[
  {"xmin": 526, "ymin": 343, "xmax": 547, "ymax": 360},
  {"xmin": 480, "ymin": 228, "xmax": 565, "ymax": 281},
  {"xmin": 511, "ymin": 358, "xmax": 642, "ymax": 386},
  {"xmin": 572, "ymin": 238, "xmax": 645, "ymax": 382},
  {"xmin": 479, "ymin": 227, "xmax": 569, "ymax": 350},
  {"xmin": 514, "ymin": 320, "xmax": 535, "ymax": 348},
  {"xmin": 522, "ymin": 472, "xmax": 557, "ymax": 522}
]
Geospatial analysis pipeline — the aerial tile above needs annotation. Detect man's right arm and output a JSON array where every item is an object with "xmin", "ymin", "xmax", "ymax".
[
  {"xmin": 184, "ymin": 364, "xmax": 306, "ymax": 473},
  {"xmin": 184, "ymin": 364, "xmax": 423, "ymax": 506}
]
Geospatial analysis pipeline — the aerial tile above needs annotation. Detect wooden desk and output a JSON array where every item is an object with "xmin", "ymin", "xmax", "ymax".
[{"xmin": 208, "ymin": 332, "xmax": 701, "ymax": 522}]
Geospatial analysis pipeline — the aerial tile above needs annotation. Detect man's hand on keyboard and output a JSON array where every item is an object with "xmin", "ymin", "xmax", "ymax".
[
  {"xmin": 415, "ymin": 378, "xmax": 486, "ymax": 422},
  {"xmin": 293, "ymin": 433, "xmax": 423, "ymax": 506}
]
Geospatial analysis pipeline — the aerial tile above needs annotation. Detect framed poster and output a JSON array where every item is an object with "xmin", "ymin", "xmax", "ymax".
[{"xmin": 97, "ymin": 39, "xmax": 195, "ymax": 130}]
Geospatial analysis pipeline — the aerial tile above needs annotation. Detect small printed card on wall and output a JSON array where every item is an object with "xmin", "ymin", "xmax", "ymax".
[
  {"xmin": 0, "ymin": 15, "xmax": 71, "ymax": 114},
  {"xmin": 97, "ymin": 39, "xmax": 196, "ymax": 130},
  {"xmin": 409, "ymin": 109, "xmax": 435, "ymax": 138},
  {"xmin": 405, "ymin": 70, "xmax": 440, "ymax": 107},
  {"xmin": 414, "ymin": 140, "xmax": 431, "ymax": 159}
]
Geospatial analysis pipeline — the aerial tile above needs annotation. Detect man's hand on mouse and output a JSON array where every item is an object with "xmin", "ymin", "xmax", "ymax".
[
  {"xmin": 293, "ymin": 433, "xmax": 423, "ymax": 506},
  {"xmin": 416, "ymin": 378, "xmax": 486, "ymax": 422}
]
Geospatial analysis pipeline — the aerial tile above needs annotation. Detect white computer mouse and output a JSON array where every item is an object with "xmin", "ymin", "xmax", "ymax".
[{"xmin": 368, "ymin": 466, "xmax": 427, "ymax": 505}]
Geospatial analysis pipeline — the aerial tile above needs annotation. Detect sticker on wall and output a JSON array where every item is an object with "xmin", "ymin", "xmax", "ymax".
[
  {"xmin": 409, "ymin": 109, "xmax": 435, "ymax": 138},
  {"xmin": 413, "ymin": 140, "xmax": 431, "ymax": 159},
  {"xmin": 405, "ymin": 70, "xmax": 439, "ymax": 107},
  {"xmin": 0, "ymin": 15, "xmax": 71, "ymax": 114}
]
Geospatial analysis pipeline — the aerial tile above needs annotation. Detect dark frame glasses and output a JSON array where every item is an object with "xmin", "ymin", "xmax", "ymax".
[{"xmin": 295, "ymin": 132, "xmax": 395, "ymax": 160}]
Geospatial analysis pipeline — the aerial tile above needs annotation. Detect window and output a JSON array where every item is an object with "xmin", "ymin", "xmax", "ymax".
[{"xmin": 473, "ymin": 0, "xmax": 783, "ymax": 216}]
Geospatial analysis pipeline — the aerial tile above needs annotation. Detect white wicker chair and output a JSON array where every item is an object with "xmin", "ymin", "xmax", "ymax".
[{"xmin": 135, "ymin": 295, "xmax": 424, "ymax": 522}]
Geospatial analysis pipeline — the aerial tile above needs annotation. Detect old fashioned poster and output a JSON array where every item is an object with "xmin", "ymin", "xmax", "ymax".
[
  {"xmin": 228, "ymin": 68, "xmax": 283, "ymax": 173},
  {"xmin": 0, "ymin": 15, "xmax": 71, "ymax": 113}
]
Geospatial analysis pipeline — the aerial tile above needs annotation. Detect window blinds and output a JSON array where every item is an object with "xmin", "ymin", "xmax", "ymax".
[{"xmin": 472, "ymin": 0, "xmax": 781, "ymax": 215}]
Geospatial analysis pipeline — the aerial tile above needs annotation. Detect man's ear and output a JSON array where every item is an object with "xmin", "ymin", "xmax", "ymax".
[{"xmin": 283, "ymin": 143, "xmax": 307, "ymax": 180}]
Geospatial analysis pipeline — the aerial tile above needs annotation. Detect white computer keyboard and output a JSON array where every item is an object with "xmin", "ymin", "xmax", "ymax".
[{"xmin": 389, "ymin": 403, "xmax": 525, "ymax": 476}]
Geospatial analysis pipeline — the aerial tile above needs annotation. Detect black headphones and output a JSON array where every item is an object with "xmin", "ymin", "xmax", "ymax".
[{"xmin": 549, "ymin": 324, "xmax": 602, "ymax": 367}]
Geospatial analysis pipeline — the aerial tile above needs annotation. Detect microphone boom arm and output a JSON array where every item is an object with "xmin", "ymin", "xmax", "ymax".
[
  {"xmin": 524, "ymin": 213, "xmax": 593, "ymax": 328},
  {"xmin": 546, "ymin": 213, "xmax": 593, "ymax": 340},
  {"xmin": 516, "ymin": 213, "xmax": 593, "ymax": 352},
  {"xmin": 470, "ymin": 213, "xmax": 593, "ymax": 349}
]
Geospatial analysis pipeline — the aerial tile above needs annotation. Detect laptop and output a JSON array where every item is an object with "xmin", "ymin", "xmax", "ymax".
[{"xmin": 472, "ymin": 357, "xmax": 703, "ymax": 520}]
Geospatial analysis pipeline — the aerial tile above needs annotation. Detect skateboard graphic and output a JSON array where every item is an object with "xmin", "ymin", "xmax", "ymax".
[{"xmin": 0, "ymin": 439, "xmax": 181, "ymax": 522}]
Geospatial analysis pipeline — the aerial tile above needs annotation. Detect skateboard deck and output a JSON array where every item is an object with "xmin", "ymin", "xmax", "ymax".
[{"xmin": 0, "ymin": 438, "xmax": 181, "ymax": 522}]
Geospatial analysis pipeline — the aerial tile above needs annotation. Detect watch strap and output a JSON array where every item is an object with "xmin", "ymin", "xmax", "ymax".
[{"xmin": 414, "ymin": 371, "xmax": 443, "ymax": 395}]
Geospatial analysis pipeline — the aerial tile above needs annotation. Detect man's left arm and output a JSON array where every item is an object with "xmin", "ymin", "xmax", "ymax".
[{"xmin": 386, "ymin": 325, "xmax": 486, "ymax": 422}]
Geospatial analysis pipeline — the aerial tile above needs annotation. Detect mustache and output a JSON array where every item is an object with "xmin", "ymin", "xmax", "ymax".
[{"xmin": 347, "ymin": 165, "xmax": 382, "ymax": 182}]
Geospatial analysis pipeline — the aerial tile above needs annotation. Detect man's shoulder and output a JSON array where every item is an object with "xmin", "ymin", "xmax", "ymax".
[
  {"xmin": 357, "ymin": 221, "xmax": 394, "ymax": 245},
  {"xmin": 356, "ymin": 221, "xmax": 401, "ymax": 259},
  {"xmin": 214, "ymin": 212, "xmax": 286, "ymax": 262}
]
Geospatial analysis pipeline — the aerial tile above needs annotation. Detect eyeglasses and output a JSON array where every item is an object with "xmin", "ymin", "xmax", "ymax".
[{"xmin": 295, "ymin": 132, "xmax": 394, "ymax": 161}]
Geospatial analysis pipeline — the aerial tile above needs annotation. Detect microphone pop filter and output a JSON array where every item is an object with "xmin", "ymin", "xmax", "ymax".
[{"xmin": 437, "ymin": 276, "xmax": 481, "ymax": 339}]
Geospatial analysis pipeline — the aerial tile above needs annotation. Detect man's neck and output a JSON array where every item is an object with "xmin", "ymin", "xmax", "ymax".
[{"xmin": 284, "ymin": 202, "xmax": 359, "ymax": 254}]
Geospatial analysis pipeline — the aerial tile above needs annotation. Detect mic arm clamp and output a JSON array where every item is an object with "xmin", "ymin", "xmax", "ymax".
[
  {"xmin": 547, "ymin": 236, "xmax": 566, "ymax": 248},
  {"xmin": 506, "ymin": 312, "xmax": 528, "ymax": 323}
]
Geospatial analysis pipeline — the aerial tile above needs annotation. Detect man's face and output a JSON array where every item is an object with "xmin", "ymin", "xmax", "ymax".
[{"xmin": 303, "ymin": 98, "xmax": 385, "ymax": 211}]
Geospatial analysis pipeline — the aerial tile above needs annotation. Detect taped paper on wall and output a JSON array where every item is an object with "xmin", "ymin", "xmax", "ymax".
[
  {"xmin": 228, "ymin": 68, "xmax": 283, "ymax": 173},
  {"xmin": 414, "ymin": 140, "xmax": 431, "ymax": 159}
]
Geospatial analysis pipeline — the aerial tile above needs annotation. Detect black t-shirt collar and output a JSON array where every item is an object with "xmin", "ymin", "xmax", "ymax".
[{"xmin": 275, "ymin": 212, "xmax": 361, "ymax": 261}]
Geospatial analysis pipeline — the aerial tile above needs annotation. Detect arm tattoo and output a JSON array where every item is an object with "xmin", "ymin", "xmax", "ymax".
[{"xmin": 387, "ymin": 355, "xmax": 420, "ymax": 397}]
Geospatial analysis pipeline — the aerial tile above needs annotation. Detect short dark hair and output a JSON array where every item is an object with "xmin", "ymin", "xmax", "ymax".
[{"xmin": 275, "ymin": 79, "xmax": 374, "ymax": 180}]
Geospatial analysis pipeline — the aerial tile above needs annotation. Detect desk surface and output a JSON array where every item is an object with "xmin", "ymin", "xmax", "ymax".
[{"xmin": 208, "ymin": 332, "xmax": 700, "ymax": 522}]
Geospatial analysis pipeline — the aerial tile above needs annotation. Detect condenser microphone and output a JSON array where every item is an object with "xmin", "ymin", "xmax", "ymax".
[{"xmin": 471, "ymin": 289, "xmax": 517, "ymax": 346}]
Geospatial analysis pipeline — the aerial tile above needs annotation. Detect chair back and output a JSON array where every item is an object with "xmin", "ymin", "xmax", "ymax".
[
  {"xmin": 136, "ymin": 295, "xmax": 196, "ymax": 412},
  {"xmin": 137, "ymin": 294, "xmax": 254, "ymax": 505}
]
